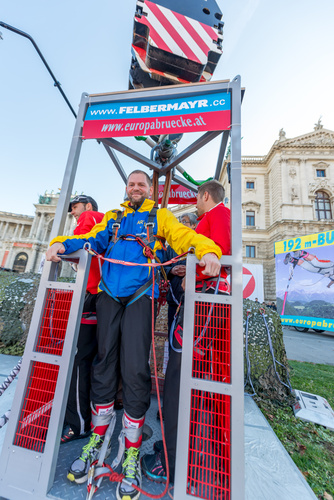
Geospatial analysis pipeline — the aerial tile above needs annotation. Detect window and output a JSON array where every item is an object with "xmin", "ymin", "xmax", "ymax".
[
  {"xmin": 316, "ymin": 169, "xmax": 326, "ymax": 177},
  {"xmin": 246, "ymin": 245, "xmax": 255, "ymax": 258},
  {"xmin": 12, "ymin": 252, "xmax": 28, "ymax": 273},
  {"xmin": 314, "ymin": 191, "xmax": 332, "ymax": 220},
  {"xmin": 246, "ymin": 181, "xmax": 254, "ymax": 189},
  {"xmin": 246, "ymin": 210, "xmax": 255, "ymax": 226}
]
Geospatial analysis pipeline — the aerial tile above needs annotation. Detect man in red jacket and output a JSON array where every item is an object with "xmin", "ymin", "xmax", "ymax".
[
  {"xmin": 142, "ymin": 180, "xmax": 231, "ymax": 483},
  {"xmin": 61, "ymin": 195, "xmax": 105, "ymax": 443},
  {"xmin": 195, "ymin": 180, "xmax": 230, "ymax": 292}
]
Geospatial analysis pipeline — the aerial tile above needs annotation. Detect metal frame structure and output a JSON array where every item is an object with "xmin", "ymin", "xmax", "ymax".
[
  {"xmin": 44, "ymin": 79, "xmax": 239, "ymax": 242},
  {"xmin": 0, "ymin": 77, "xmax": 243, "ymax": 499},
  {"xmin": 173, "ymin": 77, "xmax": 244, "ymax": 499},
  {"xmin": 0, "ymin": 250, "xmax": 91, "ymax": 499}
]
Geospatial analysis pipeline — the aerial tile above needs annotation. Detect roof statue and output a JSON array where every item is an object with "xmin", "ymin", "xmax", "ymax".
[
  {"xmin": 314, "ymin": 116, "xmax": 323, "ymax": 131},
  {"xmin": 279, "ymin": 128, "xmax": 286, "ymax": 140}
]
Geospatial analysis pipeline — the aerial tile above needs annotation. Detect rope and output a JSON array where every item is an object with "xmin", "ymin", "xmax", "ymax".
[
  {"xmin": 291, "ymin": 274, "xmax": 326, "ymax": 286},
  {"xmin": 181, "ymin": 170, "xmax": 213, "ymax": 186},
  {"xmin": 0, "ymin": 358, "xmax": 23, "ymax": 429},
  {"xmin": 169, "ymin": 275, "xmax": 220, "ymax": 354},
  {"xmin": 83, "ymin": 243, "xmax": 192, "ymax": 269},
  {"xmin": 281, "ymin": 265, "xmax": 294, "ymax": 315},
  {"xmin": 244, "ymin": 310, "xmax": 256, "ymax": 396},
  {"xmin": 0, "ymin": 410, "xmax": 11, "ymax": 430},
  {"xmin": 259, "ymin": 308, "xmax": 292, "ymax": 392},
  {"xmin": 84, "ymin": 267, "xmax": 171, "ymax": 499},
  {"xmin": 0, "ymin": 358, "xmax": 22, "ymax": 397}
]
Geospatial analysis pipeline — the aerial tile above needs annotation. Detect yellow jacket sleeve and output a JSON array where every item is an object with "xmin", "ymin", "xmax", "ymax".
[
  {"xmin": 49, "ymin": 211, "xmax": 116, "ymax": 254},
  {"xmin": 156, "ymin": 208, "xmax": 222, "ymax": 260}
]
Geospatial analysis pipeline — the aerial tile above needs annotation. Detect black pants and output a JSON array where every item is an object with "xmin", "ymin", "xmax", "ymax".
[
  {"xmin": 91, "ymin": 291, "xmax": 155, "ymax": 419},
  {"xmin": 65, "ymin": 292, "xmax": 98, "ymax": 435}
]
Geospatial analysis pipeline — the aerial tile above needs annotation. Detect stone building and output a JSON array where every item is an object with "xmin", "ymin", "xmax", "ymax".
[
  {"xmin": 221, "ymin": 122, "xmax": 334, "ymax": 300},
  {"xmin": 0, "ymin": 192, "xmax": 74, "ymax": 274}
]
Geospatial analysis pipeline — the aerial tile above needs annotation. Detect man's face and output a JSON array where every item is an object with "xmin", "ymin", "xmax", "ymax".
[
  {"xmin": 196, "ymin": 192, "xmax": 205, "ymax": 217},
  {"xmin": 126, "ymin": 173, "xmax": 153, "ymax": 207},
  {"xmin": 71, "ymin": 202, "xmax": 87, "ymax": 221}
]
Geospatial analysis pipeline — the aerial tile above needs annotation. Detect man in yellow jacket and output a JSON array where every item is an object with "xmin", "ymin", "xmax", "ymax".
[{"xmin": 46, "ymin": 169, "xmax": 221, "ymax": 500}]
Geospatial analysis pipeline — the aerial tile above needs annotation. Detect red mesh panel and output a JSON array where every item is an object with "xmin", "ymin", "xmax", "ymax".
[
  {"xmin": 188, "ymin": 390, "xmax": 231, "ymax": 499},
  {"xmin": 14, "ymin": 362, "xmax": 59, "ymax": 453},
  {"xmin": 35, "ymin": 289, "xmax": 73, "ymax": 355},
  {"xmin": 192, "ymin": 302, "xmax": 231, "ymax": 383}
]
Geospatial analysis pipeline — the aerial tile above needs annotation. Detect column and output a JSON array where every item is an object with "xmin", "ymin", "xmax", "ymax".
[
  {"xmin": 36, "ymin": 213, "xmax": 45, "ymax": 241},
  {"xmin": 2, "ymin": 222, "xmax": 9, "ymax": 240},
  {"xmin": 29, "ymin": 213, "xmax": 40, "ymax": 238},
  {"xmin": 19, "ymin": 224, "xmax": 25, "ymax": 240},
  {"xmin": 13, "ymin": 224, "xmax": 20, "ymax": 240}
]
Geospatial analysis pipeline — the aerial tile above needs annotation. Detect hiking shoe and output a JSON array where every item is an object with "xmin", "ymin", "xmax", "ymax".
[
  {"xmin": 67, "ymin": 433, "xmax": 109, "ymax": 484},
  {"xmin": 141, "ymin": 451, "xmax": 167, "ymax": 483},
  {"xmin": 116, "ymin": 447, "xmax": 141, "ymax": 500},
  {"xmin": 60, "ymin": 426, "xmax": 91, "ymax": 444}
]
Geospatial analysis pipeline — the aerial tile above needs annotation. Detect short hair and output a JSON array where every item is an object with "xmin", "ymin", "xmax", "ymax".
[
  {"xmin": 68, "ymin": 195, "xmax": 98, "ymax": 212},
  {"xmin": 198, "ymin": 180, "xmax": 225, "ymax": 204},
  {"xmin": 128, "ymin": 170, "xmax": 152, "ymax": 187},
  {"xmin": 180, "ymin": 212, "xmax": 197, "ymax": 227}
]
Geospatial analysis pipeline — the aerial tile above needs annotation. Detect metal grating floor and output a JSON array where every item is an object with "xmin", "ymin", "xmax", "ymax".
[
  {"xmin": 0, "ymin": 354, "xmax": 317, "ymax": 500},
  {"xmin": 49, "ymin": 397, "xmax": 170, "ymax": 500}
]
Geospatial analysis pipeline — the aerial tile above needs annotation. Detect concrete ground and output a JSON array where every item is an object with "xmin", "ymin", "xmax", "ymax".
[{"xmin": 283, "ymin": 326, "xmax": 334, "ymax": 365}]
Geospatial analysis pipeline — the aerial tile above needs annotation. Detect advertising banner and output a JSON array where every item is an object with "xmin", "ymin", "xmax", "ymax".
[
  {"xmin": 82, "ymin": 91, "xmax": 231, "ymax": 139},
  {"xmin": 226, "ymin": 264, "xmax": 264, "ymax": 301},
  {"xmin": 275, "ymin": 229, "xmax": 334, "ymax": 331},
  {"xmin": 158, "ymin": 184, "xmax": 197, "ymax": 204},
  {"xmin": 242, "ymin": 264, "xmax": 264, "ymax": 301}
]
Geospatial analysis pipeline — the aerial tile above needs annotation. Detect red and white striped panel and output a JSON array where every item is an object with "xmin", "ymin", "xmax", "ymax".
[{"xmin": 136, "ymin": 0, "xmax": 222, "ymax": 65}]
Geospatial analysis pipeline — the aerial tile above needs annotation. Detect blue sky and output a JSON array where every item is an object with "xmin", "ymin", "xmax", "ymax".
[{"xmin": 1, "ymin": 0, "xmax": 334, "ymax": 216}]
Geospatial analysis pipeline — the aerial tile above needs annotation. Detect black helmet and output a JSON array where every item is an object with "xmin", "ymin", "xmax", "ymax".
[{"xmin": 68, "ymin": 195, "xmax": 98, "ymax": 212}]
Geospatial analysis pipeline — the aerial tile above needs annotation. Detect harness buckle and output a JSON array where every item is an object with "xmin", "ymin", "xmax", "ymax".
[
  {"xmin": 145, "ymin": 221, "xmax": 155, "ymax": 244},
  {"xmin": 112, "ymin": 222, "xmax": 121, "ymax": 243}
]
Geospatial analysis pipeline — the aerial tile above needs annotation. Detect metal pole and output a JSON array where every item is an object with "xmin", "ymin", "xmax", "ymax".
[{"xmin": 0, "ymin": 21, "xmax": 77, "ymax": 118}]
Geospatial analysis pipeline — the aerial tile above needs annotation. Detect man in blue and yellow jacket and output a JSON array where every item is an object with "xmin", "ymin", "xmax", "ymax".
[{"xmin": 46, "ymin": 169, "xmax": 221, "ymax": 500}]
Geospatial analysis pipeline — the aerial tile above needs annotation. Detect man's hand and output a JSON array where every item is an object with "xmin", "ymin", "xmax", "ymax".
[
  {"xmin": 46, "ymin": 243, "xmax": 66, "ymax": 262},
  {"xmin": 198, "ymin": 253, "xmax": 221, "ymax": 276},
  {"xmin": 171, "ymin": 265, "xmax": 186, "ymax": 277}
]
